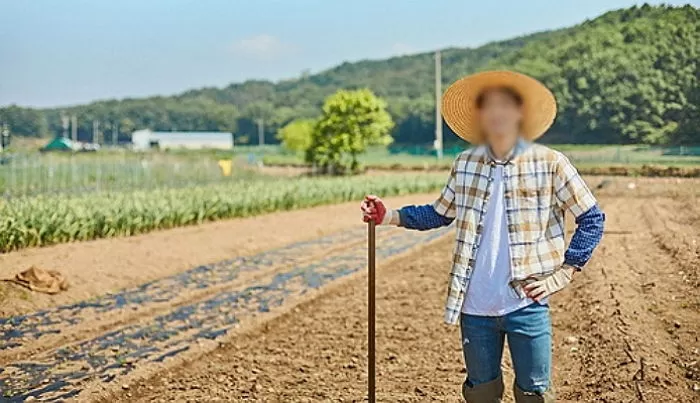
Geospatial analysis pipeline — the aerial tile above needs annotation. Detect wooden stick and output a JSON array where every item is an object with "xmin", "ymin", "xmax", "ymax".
[{"xmin": 368, "ymin": 220, "xmax": 376, "ymax": 403}]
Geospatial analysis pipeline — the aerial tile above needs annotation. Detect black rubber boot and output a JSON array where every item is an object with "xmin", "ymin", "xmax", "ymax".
[
  {"xmin": 513, "ymin": 383, "xmax": 555, "ymax": 403},
  {"xmin": 462, "ymin": 376, "xmax": 504, "ymax": 403}
]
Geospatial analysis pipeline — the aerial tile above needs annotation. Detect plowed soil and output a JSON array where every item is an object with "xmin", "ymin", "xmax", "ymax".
[
  {"xmin": 0, "ymin": 194, "xmax": 435, "ymax": 317},
  {"xmin": 2, "ymin": 177, "xmax": 699, "ymax": 402}
]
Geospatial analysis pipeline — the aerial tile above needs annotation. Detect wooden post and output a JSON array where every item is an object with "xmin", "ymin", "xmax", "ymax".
[{"xmin": 368, "ymin": 220, "xmax": 376, "ymax": 403}]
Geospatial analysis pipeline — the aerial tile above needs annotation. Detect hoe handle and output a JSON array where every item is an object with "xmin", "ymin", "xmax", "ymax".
[{"xmin": 368, "ymin": 220, "xmax": 376, "ymax": 403}]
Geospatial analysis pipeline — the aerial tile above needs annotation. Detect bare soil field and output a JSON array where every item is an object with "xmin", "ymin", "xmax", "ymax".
[
  {"xmin": 1, "ymin": 176, "xmax": 698, "ymax": 402},
  {"xmin": 0, "ymin": 193, "xmax": 435, "ymax": 317}
]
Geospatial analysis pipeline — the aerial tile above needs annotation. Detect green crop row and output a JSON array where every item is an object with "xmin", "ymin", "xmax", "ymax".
[{"xmin": 0, "ymin": 173, "xmax": 446, "ymax": 252}]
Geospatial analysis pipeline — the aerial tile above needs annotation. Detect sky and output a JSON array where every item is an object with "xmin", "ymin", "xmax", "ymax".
[{"xmin": 0, "ymin": 0, "xmax": 696, "ymax": 108}]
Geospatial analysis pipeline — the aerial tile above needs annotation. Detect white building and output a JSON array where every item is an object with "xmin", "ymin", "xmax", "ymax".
[{"xmin": 132, "ymin": 130, "xmax": 234, "ymax": 150}]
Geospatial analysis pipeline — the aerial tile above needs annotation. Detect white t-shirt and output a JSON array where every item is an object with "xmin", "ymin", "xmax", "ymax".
[{"xmin": 462, "ymin": 164, "xmax": 535, "ymax": 316}]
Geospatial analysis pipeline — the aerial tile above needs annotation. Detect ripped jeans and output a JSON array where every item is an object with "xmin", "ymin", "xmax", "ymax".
[{"xmin": 460, "ymin": 302, "xmax": 551, "ymax": 394}]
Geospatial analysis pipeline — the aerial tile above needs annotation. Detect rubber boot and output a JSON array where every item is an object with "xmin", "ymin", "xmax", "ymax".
[
  {"xmin": 513, "ymin": 383, "xmax": 555, "ymax": 403},
  {"xmin": 462, "ymin": 376, "xmax": 504, "ymax": 403}
]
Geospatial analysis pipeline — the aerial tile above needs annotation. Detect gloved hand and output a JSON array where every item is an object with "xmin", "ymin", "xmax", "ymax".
[
  {"xmin": 523, "ymin": 265, "xmax": 575, "ymax": 302},
  {"xmin": 360, "ymin": 195, "xmax": 399, "ymax": 225}
]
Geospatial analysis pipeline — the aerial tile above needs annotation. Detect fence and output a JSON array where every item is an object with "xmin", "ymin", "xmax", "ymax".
[{"xmin": 0, "ymin": 153, "xmax": 239, "ymax": 198}]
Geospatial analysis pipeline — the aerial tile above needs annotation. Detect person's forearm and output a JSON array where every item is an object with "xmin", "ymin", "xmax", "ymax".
[
  {"xmin": 392, "ymin": 204, "xmax": 454, "ymax": 231},
  {"xmin": 564, "ymin": 204, "xmax": 605, "ymax": 268}
]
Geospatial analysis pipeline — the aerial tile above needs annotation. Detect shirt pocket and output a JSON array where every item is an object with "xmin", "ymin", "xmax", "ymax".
[{"xmin": 516, "ymin": 173, "xmax": 541, "ymax": 209}]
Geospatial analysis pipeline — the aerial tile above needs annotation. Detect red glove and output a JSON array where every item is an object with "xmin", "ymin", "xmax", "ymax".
[{"xmin": 361, "ymin": 195, "xmax": 387, "ymax": 223}]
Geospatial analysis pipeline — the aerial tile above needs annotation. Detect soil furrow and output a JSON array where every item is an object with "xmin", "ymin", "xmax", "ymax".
[
  {"xmin": 0, "ymin": 227, "xmax": 371, "ymax": 365},
  {"xmin": 0, "ymin": 227, "xmax": 450, "ymax": 401},
  {"xmin": 96, "ymin": 195, "xmax": 699, "ymax": 402}
]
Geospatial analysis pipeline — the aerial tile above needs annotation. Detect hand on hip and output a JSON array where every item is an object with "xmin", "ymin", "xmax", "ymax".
[{"xmin": 523, "ymin": 265, "xmax": 575, "ymax": 302}]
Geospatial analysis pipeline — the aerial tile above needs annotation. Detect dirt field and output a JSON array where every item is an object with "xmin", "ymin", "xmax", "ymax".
[{"xmin": 1, "ymin": 177, "xmax": 698, "ymax": 402}]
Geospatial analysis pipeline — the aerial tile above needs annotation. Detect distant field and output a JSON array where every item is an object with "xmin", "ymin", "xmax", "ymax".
[
  {"xmin": 0, "ymin": 151, "xmax": 245, "ymax": 197},
  {"xmin": 258, "ymin": 144, "xmax": 700, "ymax": 173},
  {"xmin": 1, "ymin": 144, "xmax": 698, "ymax": 198}
]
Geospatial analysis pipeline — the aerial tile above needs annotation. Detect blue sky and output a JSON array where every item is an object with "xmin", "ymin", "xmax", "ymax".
[{"xmin": 0, "ymin": 0, "xmax": 696, "ymax": 107}]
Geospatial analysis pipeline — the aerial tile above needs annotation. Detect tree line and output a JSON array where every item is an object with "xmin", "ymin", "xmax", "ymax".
[{"xmin": 0, "ymin": 4, "xmax": 697, "ymax": 146}]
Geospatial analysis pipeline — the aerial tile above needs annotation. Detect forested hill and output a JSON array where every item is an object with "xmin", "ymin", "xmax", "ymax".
[{"xmin": 1, "ymin": 4, "xmax": 698, "ymax": 145}]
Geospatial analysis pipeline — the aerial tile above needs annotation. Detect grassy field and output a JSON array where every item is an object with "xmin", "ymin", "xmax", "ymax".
[{"xmin": 260, "ymin": 144, "xmax": 700, "ymax": 169}]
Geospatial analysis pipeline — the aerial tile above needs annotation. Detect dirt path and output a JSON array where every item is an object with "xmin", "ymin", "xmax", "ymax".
[
  {"xmin": 0, "ymin": 193, "xmax": 435, "ymax": 317},
  {"xmin": 101, "ymin": 192, "xmax": 699, "ymax": 402}
]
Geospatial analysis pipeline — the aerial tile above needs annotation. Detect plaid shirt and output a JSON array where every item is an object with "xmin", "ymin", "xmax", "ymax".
[{"xmin": 415, "ymin": 141, "xmax": 598, "ymax": 325}]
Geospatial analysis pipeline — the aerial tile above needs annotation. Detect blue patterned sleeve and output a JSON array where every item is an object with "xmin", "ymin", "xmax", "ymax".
[
  {"xmin": 564, "ymin": 204, "xmax": 605, "ymax": 268},
  {"xmin": 398, "ymin": 204, "xmax": 454, "ymax": 231}
]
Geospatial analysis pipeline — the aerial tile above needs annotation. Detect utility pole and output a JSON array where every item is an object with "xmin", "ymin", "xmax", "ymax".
[
  {"xmin": 434, "ymin": 50, "xmax": 443, "ymax": 159},
  {"xmin": 71, "ymin": 115, "xmax": 78, "ymax": 142},
  {"xmin": 92, "ymin": 120, "xmax": 99, "ymax": 144},
  {"xmin": 0, "ymin": 122, "xmax": 8, "ymax": 151},
  {"xmin": 257, "ymin": 118, "xmax": 265, "ymax": 147},
  {"xmin": 61, "ymin": 114, "xmax": 69, "ymax": 138},
  {"xmin": 112, "ymin": 122, "xmax": 118, "ymax": 145}
]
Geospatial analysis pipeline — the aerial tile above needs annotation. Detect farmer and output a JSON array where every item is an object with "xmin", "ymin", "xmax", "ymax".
[{"xmin": 361, "ymin": 70, "xmax": 605, "ymax": 403}]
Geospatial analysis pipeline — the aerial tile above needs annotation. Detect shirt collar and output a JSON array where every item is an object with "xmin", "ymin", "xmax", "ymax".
[{"xmin": 485, "ymin": 137, "xmax": 530, "ymax": 165}]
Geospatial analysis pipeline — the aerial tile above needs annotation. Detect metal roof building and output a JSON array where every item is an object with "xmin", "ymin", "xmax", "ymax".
[{"xmin": 132, "ymin": 130, "xmax": 234, "ymax": 150}]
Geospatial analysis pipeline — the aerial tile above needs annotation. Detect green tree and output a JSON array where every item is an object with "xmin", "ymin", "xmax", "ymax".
[
  {"xmin": 0, "ymin": 105, "xmax": 49, "ymax": 137},
  {"xmin": 307, "ymin": 89, "xmax": 394, "ymax": 174},
  {"xmin": 119, "ymin": 118, "xmax": 136, "ymax": 140},
  {"xmin": 277, "ymin": 118, "xmax": 315, "ymax": 153}
]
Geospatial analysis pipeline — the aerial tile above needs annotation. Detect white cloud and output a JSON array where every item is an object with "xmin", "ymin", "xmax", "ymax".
[
  {"xmin": 390, "ymin": 42, "xmax": 416, "ymax": 56},
  {"xmin": 231, "ymin": 34, "xmax": 295, "ymax": 60}
]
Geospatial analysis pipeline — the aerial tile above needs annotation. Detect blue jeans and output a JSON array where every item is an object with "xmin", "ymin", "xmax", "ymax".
[{"xmin": 460, "ymin": 302, "xmax": 551, "ymax": 394}]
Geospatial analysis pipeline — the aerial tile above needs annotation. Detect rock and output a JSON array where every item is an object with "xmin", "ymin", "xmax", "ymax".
[
  {"xmin": 25, "ymin": 397, "xmax": 37, "ymax": 402},
  {"xmin": 692, "ymin": 384, "xmax": 700, "ymax": 392},
  {"xmin": 122, "ymin": 384, "xmax": 130, "ymax": 390},
  {"xmin": 674, "ymin": 321, "xmax": 682, "ymax": 329},
  {"xmin": 570, "ymin": 347, "xmax": 579, "ymax": 353},
  {"xmin": 565, "ymin": 336, "xmax": 579, "ymax": 344}
]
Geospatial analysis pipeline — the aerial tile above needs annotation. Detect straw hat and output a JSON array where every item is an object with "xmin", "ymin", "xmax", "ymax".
[{"xmin": 441, "ymin": 70, "xmax": 557, "ymax": 144}]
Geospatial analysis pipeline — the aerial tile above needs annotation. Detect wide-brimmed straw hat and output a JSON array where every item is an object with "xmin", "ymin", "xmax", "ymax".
[{"xmin": 442, "ymin": 70, "xmax": 557, "ymax": 144}]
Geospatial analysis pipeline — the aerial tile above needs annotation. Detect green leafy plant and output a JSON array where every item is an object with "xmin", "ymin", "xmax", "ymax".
[
  {"xmin": 0, "ymin": 173, "xmax": 445, "ymax": 252},
  {"xmin": 277, "ymin": 118, "xmax": 315, "ymax": 153},
  {"xmin": 306, "ymin": 89, "xmax": 394, "ymax": 174}
]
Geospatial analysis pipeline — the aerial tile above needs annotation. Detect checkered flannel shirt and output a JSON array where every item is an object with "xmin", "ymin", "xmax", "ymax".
[{"xmin": 430, "ymin": 142, "xmax": 598, "ymax": 325}]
